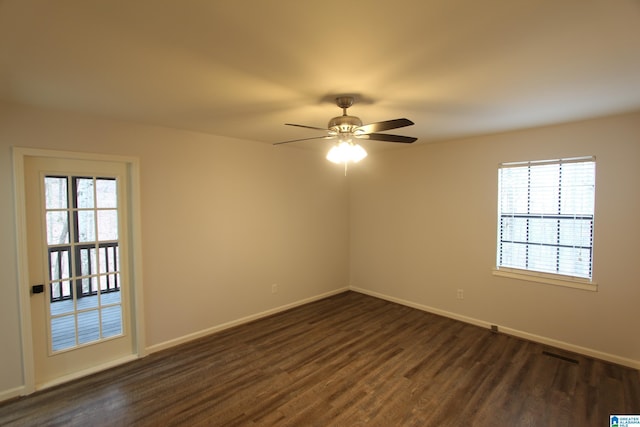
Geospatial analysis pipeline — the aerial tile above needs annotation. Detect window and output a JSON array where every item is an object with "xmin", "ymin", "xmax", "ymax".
[{"xmin": 496, "ymin": 157, "xmax": 595, "ymax": 286}]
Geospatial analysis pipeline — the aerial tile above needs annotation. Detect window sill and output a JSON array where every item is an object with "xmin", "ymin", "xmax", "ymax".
[{"xmin": 492, "ymin": 267, "xmax": 598, "ymax": 292}]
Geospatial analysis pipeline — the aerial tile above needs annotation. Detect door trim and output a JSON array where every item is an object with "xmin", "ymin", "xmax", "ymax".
[{"xmin": 13, "ymin": 147, "xmax": 146, "ymax": 394}]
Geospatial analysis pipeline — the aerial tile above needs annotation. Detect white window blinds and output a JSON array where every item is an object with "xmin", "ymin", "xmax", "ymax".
[{"xmin": 497, "ymin": 157, "xmax": 595, "ymax": 279}]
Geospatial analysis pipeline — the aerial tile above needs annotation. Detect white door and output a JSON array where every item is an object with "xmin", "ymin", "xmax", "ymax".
[{"xmin": 24, "ymin": 155, "xmax": 136, "ymax": 388}]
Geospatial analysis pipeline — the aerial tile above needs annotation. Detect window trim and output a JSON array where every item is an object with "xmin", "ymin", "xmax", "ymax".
[{"xmin": 492, "ymin": 267, "xmax": 597, "ymax": 291}]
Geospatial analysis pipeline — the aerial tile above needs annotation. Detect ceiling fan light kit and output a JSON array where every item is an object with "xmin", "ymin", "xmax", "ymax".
[
  {"xmin": 326, "ymin": 141, "xmax": 368, "ymax": 164},
  {"xmin": 274, "ymin": 96, "xmax": 417, "ymax": 171}
]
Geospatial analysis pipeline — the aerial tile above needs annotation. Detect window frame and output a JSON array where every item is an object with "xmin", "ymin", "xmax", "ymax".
[{"xmin": 493, "ymin": 156, "xmax": 597, "ymax": 291}]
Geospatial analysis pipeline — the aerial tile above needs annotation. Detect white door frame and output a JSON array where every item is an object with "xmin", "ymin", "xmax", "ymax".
[{"xmin": 13, "ymin": 147, "xmax": 146, "ymax": 394}]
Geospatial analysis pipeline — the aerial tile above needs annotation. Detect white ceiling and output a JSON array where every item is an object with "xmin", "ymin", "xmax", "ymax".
[{"xmin": 1, "ymin": 0, "xmax": 639, "ymax": 148}]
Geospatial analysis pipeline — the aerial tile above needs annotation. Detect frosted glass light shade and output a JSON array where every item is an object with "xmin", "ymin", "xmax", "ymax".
[{"xmin": 326, "ymin": 141, "xmax": 367, "ymax": 164}]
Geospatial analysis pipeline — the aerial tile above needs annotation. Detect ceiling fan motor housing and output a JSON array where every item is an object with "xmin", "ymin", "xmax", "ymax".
[
  {"xmin": 328, "ymin": 115, "xmax": 363, "ymax": 134},
  {"xmin": 328, "ymin": 95, "xmax": 363, "ymax": 135}
]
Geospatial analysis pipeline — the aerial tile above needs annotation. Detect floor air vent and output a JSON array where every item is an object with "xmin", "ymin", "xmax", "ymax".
[{"xmin": 542, "ymin": 350, "xmax": 579, "ymax": 364}]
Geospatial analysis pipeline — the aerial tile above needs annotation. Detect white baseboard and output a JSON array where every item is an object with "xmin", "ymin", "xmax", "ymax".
[
  {"xmin": 146, "ymin": 287, "xmax": 350, "ymax": 354},
  {"xmin": 350, "ymin": 286, "xmax": 640, "ymax": 370},
  {"xmin": 0, "ymin": 385, "xmax": 26, "ymax": 403},
  {"xmin": 498, "ymin": 326, "xmax": 640, "ymax": 370},
  {"xmin": 36, "ymin": 354, "xmax": 140, "ymax": 392},
  {"xmin": 1, "ymin": 354, "xmax": 141, "ymax": 401}
]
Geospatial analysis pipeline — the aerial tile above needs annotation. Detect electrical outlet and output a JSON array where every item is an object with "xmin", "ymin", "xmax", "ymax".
[
  {"xmin": 271, "ymin": 284, "xmax": 278, "ymax": 294},
  {"xmin": 456, "ymin": 289, "xmax": 464, "ymax": 299}
]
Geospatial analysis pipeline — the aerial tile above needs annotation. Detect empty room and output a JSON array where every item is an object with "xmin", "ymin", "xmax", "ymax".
[{"xmin": 1, "ymin": 1, "xmax": 639, "ymax": 426}]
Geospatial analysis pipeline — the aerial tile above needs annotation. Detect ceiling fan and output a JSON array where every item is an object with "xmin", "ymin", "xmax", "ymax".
[{"xmin": 274, "ymin": 96, "xmax": 417, "ymax": 167}]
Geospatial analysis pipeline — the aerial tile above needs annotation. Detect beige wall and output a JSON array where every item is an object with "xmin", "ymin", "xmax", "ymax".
[
  {"xmin": 349, "ymin": 111, "xmax": 640, "ymax": 365},
  {"xmin": 0, "ymin": 103, "xmax": 350, "ymax": 396},
  {"xmin": 2, "ymin": 103, "xmax": 638, "ymax": 399}
]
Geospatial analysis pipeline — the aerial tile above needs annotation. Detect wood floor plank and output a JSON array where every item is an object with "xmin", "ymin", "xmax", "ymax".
[{"xmin": 1, "ymin": 291, "xmax": 638, "ymax": 426}]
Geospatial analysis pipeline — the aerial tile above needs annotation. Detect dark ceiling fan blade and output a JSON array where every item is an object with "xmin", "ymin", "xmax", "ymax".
[
  {"xmin": 273, "ymin": 135, "xmax": 336, "ymax": 145},
  {"xmin": 357, "ymin": 118, "xmax": 414, "ymax": 134},
  {"xmin": 358, "ymin": 133, "xmax": 417, "ymax": 143},
  {"xmin": 285, "ymin": 123, "xmax": 328, "ymax": 131}
]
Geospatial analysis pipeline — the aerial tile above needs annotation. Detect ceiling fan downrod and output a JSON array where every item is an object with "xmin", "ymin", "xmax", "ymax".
[{"xmin": 328, "ymin": 96, "xmax": 362, "ymax": 135}]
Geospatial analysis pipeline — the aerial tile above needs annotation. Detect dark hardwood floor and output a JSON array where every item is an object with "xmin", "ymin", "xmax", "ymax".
[{"xmin": 1, "ymin": 291, "xmax": 639, "ymax": 426}]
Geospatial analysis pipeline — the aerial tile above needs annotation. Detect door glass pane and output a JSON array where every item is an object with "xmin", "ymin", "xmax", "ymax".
[
  {"xmin": 60, "ymin": 280, "xmax": 72, "ymax": 300},
  {"xmin": 99, "ymin": 275, "xmax": 109, "ymax": 292},
  {"xmin": 50, "ymin": 299, "xmax": 74, "ymax": 316},
  {"xmin": 50, "ymin": 279, "xmax": 71, "ymax": 301},
  {"xmin": 76, "ymin": 211, "xmax": 96, "ymax": 242},
  {"xmin": 77, "ymin": 276, "xmax": 99, "ymax": 309},
  {"xmin": 79, "ymin": 276, "xmax": 97, "ymax": 295},
  {"xmin": 45, "ymin": 173, "xmax": 124, "ymax": 353},
  {"xmin": 96, "ymin": 179, "xmax": 117, "ymax": 208},
  {"xmin": 45, "ymin": 177, "xmax": 68, "ymax": 209},
  {"xmin": 97, "ymin": 210, "xmax": 118, "ymax": 241},
  {"xmin": 78, "ymin": 310, "xmax": 100, "ymax": 344},
  {"xmin": 99, "ymin": 250, "xmax": 107, "ymax": 274},
  {"xmin": 46, "ymin": 211, "xmax": 70, "ymax": 245},
  {"xmin": 75, "ymin": 178, "xmax": 94, "ymax": 209},
  {"xmin": 98, "ymin": 246, "xmax": 119, "ymax": 275},
  {"xmin": 107, "ymin": 273, "xmax": 119, "ymax": 292},
  {"xmin": 104, "ymin": 279, "xmax": 121, "ymax": 304},
  {"xmin": 77, "ymin": 246, "xmax": 97, "ymax": 277},
  {"xmin": 106, "ymin": 246, "xmax": 117, "ymax": 272},
  {"xmin": 49, "ymin": 249, "xmax": 71, "ymax": 281},
  {"xmin": 50, "ymin": 282, "xmax": 74, "ymax": 315},
  {"xmin": 77, "ymin": 291, "xmax": 99, "ymax": 310},
  {"xmin": 102, "ymin": 305, "xmax": 122, "ymax": 338},
  {"xmin": 51, "ymin": 315, "xmax": 76, "ymax": 351}
]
